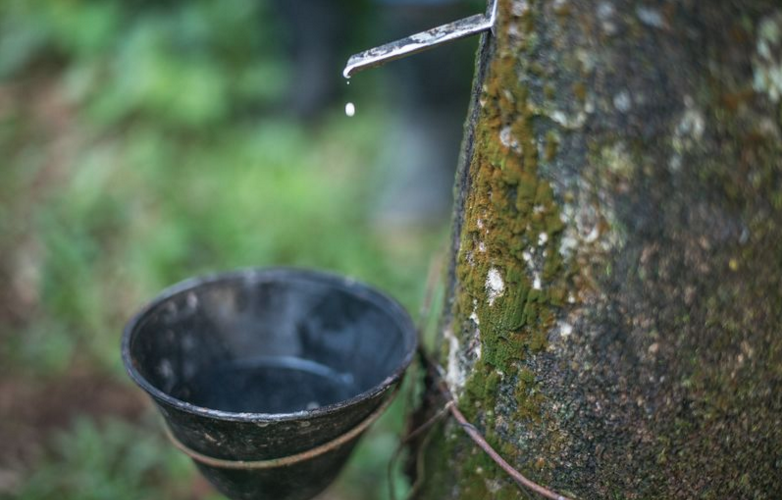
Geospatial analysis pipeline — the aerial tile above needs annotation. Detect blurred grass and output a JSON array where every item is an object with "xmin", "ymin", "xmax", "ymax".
[
  {"xmin": 0, "ymin": 1, "xmax": 447, "ymax": 499},
  {"xmin": 12, "ymin": 417, "xmax": 202, "ymax": 500}
]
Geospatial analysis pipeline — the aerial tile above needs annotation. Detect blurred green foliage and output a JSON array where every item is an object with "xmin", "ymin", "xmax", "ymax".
[
  {"xmin": 11, "ymin": 417, "xmax": 201, "ymax": 500},
  {"xmin": 0, "ymin": 1, "xmax": 446, "ymax": 499},
  {"xmin": 0, "ymin": 0, "xmax": 288, "ymax": 129}
]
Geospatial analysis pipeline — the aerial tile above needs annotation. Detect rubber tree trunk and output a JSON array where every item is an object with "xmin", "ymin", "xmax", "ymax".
[{"xmin": 415, "ymin": 1, "xmax": 782, "ymax": 498}]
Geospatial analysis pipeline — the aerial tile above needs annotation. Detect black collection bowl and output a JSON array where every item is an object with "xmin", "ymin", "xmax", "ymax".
[{"xmin": 121, "ymin": 268, "xmax": 417, "ymax": 500}]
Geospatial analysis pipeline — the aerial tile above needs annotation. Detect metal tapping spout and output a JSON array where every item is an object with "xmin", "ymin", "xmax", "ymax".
[{"xmin": 342, "ymin": 0, "xmax": 498, "ymax": 79}]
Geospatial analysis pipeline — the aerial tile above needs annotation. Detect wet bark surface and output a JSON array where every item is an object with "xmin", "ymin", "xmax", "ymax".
[{"xmin": 416, "ymin": 1, "xmax": 782, "ymax": 498}]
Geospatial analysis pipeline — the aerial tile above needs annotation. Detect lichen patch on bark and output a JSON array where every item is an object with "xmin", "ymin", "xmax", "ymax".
[{"xmin": 753, "ymin": 11, "xmax": 782, "ymax": 103}]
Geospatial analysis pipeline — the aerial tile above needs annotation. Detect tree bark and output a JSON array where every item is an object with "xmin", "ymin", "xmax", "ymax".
[{"xmin": 416, "ymin": 0, "xmax": 782, "ymax": 498}]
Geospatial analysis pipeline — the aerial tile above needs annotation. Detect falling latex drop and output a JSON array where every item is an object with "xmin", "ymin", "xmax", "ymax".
[{"xmin": 345, "ymin": 102, "xmax": 356, "ymax": 117}]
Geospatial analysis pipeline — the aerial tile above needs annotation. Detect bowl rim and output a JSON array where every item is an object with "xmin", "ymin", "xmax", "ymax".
[{"xmin": 121, "ymin": 267, "xmax": 418, "ymax": 423}]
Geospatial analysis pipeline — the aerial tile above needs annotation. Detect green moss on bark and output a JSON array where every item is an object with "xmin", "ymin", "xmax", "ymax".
[
  {"xmin": 420, "ymin": 0, "xmax": 575, "ymax": 496},
  {"xmin": 454, "ymin": 16, "xmax": 569, "ymax": 408}
]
